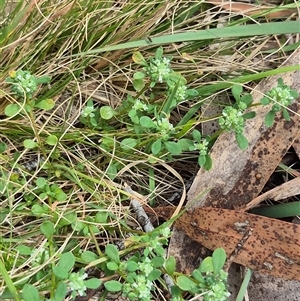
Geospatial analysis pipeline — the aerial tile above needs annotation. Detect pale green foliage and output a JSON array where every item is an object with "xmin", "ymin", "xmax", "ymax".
[
  {"xmin": 219, "ymin": 106, "xmax": 245, "ymax": 134},
  {"xmin": 218, "ymin": 84, "xmax": 255, "ymax": 149},
  {"xmin": 6, "ymin": 70, "xmax": 38, "ymax": 98},
  {"xmin": 260, "ymin": 78, "xmax": 299, "ymax": 127},
  {"xmin": 102, "ymin": 224, "xmax": 229, "ymax": 301},
  {"xmin": 81, "ymin": 104, "xmax": 96, "ymax": 118},
  {"xmin": 146, "ymin": 56, "xmax": 172, "ymax": 84},
  {"xmin": 68, "ymin": 271, "xmax": 88, "ymax": 297}
]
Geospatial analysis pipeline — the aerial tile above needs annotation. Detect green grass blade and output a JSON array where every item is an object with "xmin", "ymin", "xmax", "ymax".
[
  {"xmin": 0, "ymin": 257, "xmax": 21, "ymax": 301},
  {"xmin": 69, "ymin": 21, "xmax": 300, "ymax": 55},
  {"xmin": 236, "ymin": 268, "xmax": 253, "ymax": 301},
  {"xmin": 250, "ymin": 202, "xmax": 300, "ymax": 218}
]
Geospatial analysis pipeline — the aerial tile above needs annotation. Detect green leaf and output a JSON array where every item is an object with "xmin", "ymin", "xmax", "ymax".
[
  {"xmin": 277, "ymin": 77, "xmax": 284, "ymax": 86},
  {"xmin": 161, "ymin": 79, "xmax": 180, "ymax": 115},
  {"xmin": 133, "ymin": 78, "xmax": 145, "ymax": 92},
  {"xmin": 148, "ymin": 269, "xmax": 161, "ymax": 281},
  {"xmin": 171, "ymin": 286, "xmax": 182, "ymax": 298},
  {"xmin": 31, "ymin": 204, "xmax": 48, "ymax": 216},
  {"xmin": 16, "ymin": 245, "xmax": 32, "ymax": 255},
  {"xmin": 121, "ymin": 138, "xmax": 137, "ymax": 150},
  {"xmin": 53, "ymin": 252, "xmax": 75, "ymax": 279},
  {"xmin": 0, "ymin": 142, "xmax": 7, "ymax": 153},
  {"xmin": 192, "ymin": 129, "xmax": 201, "ymax": 142},
  {"xmin": 243, "ymin": 111, "xmax": 256, "ymax": 119},
  {"xmin": 35, "ymin": 99, "xmax": 55, "ymax": 110},
  {"xmin": 200, "ymin": 257, "xmax": 213, "ymax": 273},
  {"xmin": 165, "ymin": 256, "xmax": 176, "ymax": 276},
  {"xmin": 5, "ymin": 103, "xmax": 21, "ymax": 117},
  {"xmin": 132, "ymin": 51, "xmax": 147, "ymax": 66},
  {"xmin": 164, "ymin": 141, "xmax": 182, "ymax": 155},
  {"xmin": 192, "ymin": 269, "xmax": 204, "ymax": 283},
  {"xmin": 198, "ymin": 154, "xmax": 206, "ymax": 167},
  {"xmin": 54, "ymin": 282, "xmax": 67, "ymax": 301},
  {"xmin": 265, "ymin": 110, "xmax": 276, "ymax": 127},
  {"xmin": 46, "ymin": 134, "xmax": 58, "ymax": 146},
  {"xmin": 36, "ymin": 75, "xmax": 51, "ymax": 84},
  {"xmin": 290, "ymin": 89, "xmax": 299, "ymax": 99},
  {"xmin": 212, "ymin": 248, "xmax": 227, "ymax": 275},
  {"xmin": 240, "ymin": 94, "xmax": 253, "ymax": 107},
  {"xmin": 186, "ymin": 89, "xmax": 198, "ymax": 97},
  {"xmin": 126, "ymin": 261, "xmax": 138, "ymax": 272},
  {"xmin": 40, "ymin": 221, "xmax": 55, "ymax": 239},
  {"xmin": 176, "ymin": 275, "xmax": 197, "ymax": 291},
  {"xmin": 81, "ymin": 251, "xmax": 99, "ymax": 263},
  {"xmin": 104, "ymin": 280, "xmax": 122, "ymax": 292},
  {"xmin": 260, "ymin": 97, "xmax": 270, "ymax": 105},
  {"xmin": 203, "ymin": 154, "xmax": 213, "ymax": 171},
  {"xmin": 100, "ymin": 106, "xmax": 115, "ymax": 120},
  {"xmin": 140, "ymin": 116, "xmax": 156, "ymax": 128},
  {"xmin": 107, "ymin": 262, "xmax": 119, "ymax": 271},
  {"xmin": 22, "ymin": 284, "xmax": 40, "ymax": 301},
  {"xmin": 107, "ymin": 163, "xmax": 118, "ymax": 180},
  {"xmin": 175, "ymin": 119, "xmax": 195, "ymax": 139},
  {"xmin": 105, "ymin": 244, "xmax": 120, "ymax": 263},
  {"xmin": 133, "ymin": 72, "xmax": 146, "ymax": 80},
  {"xmin": 155, "ymin": 46, "xmax": 164, "ymax": 59},
  {"xmin": 36, "ymin": 177, "xmax": 46, "ymax": 188},
  {"xmin": 85, "ymin": 278, "xmax": 102, "ymax": 289},
  {"xmin": 55, "ymin": 190, "xmax": 67, "ymax": 202},
  {"xmin": 235, "ymin": 132, "xmax": 248, "ymax": 150},
  {"xmin": 95, "ymin": 211, "xmax": 108, "ymax": 223},
  {"xmin": 151, "ymin": 256, "xmax": 165, "ymax": 268},
  {"xmin": 151, "ymin": 138, "xmax": 162, "ymax": 155},
  {"xmin": 232, "ymin": 84, "xmax": 243, "ymax": 101},
  {"xmin": 23, "ymin": 139, "xmax": 38, "ymax": 149},
  {"xmin": 282, "ymin": 108, "xmax": 290, "ymax": 121},
  {"xmin": 55, "ymin": 211, "xmax": 77, "ymax": 226},
  {"xmin": 177, "ymin": 139, "xmax": 194, "ymax": 151}
]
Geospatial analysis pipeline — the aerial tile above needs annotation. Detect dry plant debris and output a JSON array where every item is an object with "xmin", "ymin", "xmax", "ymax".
[{"xmin": 205, "ymin": 0, "xmax": 299, "ymax": 19}]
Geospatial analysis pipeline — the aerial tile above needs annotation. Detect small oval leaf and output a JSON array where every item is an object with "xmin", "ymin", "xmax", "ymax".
[
  {"xmin": 100, "ymin": 106, "xmax": 115, "ymax": 120},
  {"xmin": 104, "ymin": 280, "xmax": 122, "ymax": 292}
]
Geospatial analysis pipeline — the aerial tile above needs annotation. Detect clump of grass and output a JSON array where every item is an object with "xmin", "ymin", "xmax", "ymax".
[{"xmin": 0, "ymin": 0, "xmax": 299, "ymax": 300}]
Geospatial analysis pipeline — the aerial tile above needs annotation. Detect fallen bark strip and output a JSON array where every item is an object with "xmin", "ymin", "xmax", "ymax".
[
  {"xmin": 241, "ymin": 176, "xmax": 300, "ymax": 211},
  {"xmin": 150, "ymin": 206, "xmax": 300, "ymax": 281}
]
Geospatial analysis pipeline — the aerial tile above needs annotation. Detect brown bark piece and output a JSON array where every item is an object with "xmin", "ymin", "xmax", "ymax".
[
  {"xmin": 154, "ymin": 206, "xmax": 300, "ymax": 281},
  {"xmin": 169, "ymin": 48, "xmax": 300, "ymax": 273},
  {"xmin": 292, "ymin": 135, "xmax": 300, "ymax": 160},
  {"xmin": 242, "ymin": 176, "xmax": 300, "ymax": 211}
]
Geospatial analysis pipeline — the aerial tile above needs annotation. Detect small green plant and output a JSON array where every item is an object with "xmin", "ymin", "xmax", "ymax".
[
  {"xmin": 79, "ymin": 98, "xmax": 116, "ymax": 128},
  {"xmin": 174, "ymin": 248, "xmax": 230, "ymax": 301},
  {"xmin": 189, "ymin": 129, "xmax": 212, "ymax": 169},
  {"xmin": 260, "ymin": 78, "xmax": 299, "ymax": 127},
  {"xmin": 79, "ymin": 49, "xmax": 298, "ymax": 174},
  {"xmin": 101, "ymin": 225, "xmax": 229, "ymax": 301},
  {"xmin": 35, "ymin": 177, "xmax": 67, "ymax": 203},
  {"xmin": 5, "ymin": 70, "xmax": 53, "ymax": 116},
  {"xmin": 218, "ymin": 84, "xmax": 255, "ymax": 149},
  {"xmin": 20, "ymin": 252, "xmax": 101, "ymax": 301},
  {"xmin": 79, "ymin": 47, "xmax": 215, "ymax": 170},
  {"xmin": 103, "ymin": 227, "xmax": 169, "ymax": 301},
  {"xmin": 5, "ymin": 70, "xmax": 57, "ymax": 158}
]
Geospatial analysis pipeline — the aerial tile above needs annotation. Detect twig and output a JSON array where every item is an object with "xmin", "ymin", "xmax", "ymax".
[{"xmin": 124, "ymin": 183, "xmax": 175, "ymax": 293}]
